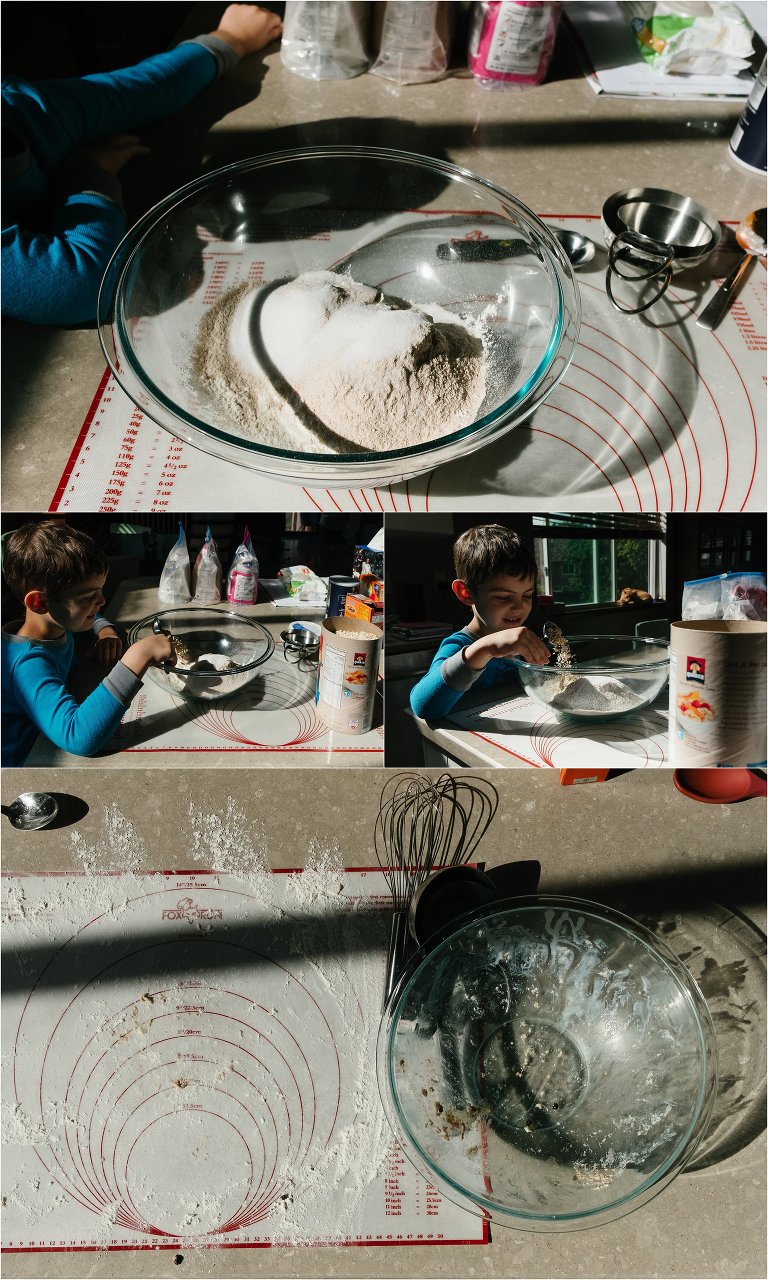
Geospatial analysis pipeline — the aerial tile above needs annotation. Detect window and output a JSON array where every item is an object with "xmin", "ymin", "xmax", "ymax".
[{"xmin": 532, "ymin": 514, "xmax": 666, "ymax": 607}]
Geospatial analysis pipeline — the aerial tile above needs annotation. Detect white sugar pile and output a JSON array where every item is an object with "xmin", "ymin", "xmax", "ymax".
[
  {"xmin": 549, "ymin": 673, "xmax": 643, "ymax": 714},
  {"xmin": 195, "ymin": 270, "xmax": 486, "ymax": 454}
]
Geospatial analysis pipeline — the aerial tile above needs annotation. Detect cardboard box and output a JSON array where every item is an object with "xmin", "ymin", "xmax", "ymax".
[{"xmin": 344, "ymin": 594, "xmax": 384, "ymax": 628}]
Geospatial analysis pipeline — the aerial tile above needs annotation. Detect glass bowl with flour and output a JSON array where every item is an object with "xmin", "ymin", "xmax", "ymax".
[
  {"xmin": 515, "ymin": 635, "xmax": 669, "ymax": 721},
  {"xmin": 127, "ymin": 607, "xmax": 274, "ymax": 702},
  {"xmin": 98, "ymin": 147, "xmax": 580, "ymax": 486},
  {"xmin": 377, "ymin": 896, "xmax": 716, "ymax": 1231}
]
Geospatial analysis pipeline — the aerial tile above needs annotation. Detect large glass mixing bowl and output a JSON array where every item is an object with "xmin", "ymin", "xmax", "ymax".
[
  {"xmin": 98, "ymin": 147, "xmax": 580, "ymax": 486},
  {"xmin": 377, "ymin": 897, "xmax": 717, "ymax": 1232},
  {"xmin": 127, "ymin": 607, "xmax": 274, "ymax": 701},
  {"xmin": 516, "ymin": 635, "xmax": 669, "ymax": 721}
]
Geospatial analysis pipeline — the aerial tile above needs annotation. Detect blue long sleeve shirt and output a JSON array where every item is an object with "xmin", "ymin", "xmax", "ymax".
[
  {"xmin": 2, "ymin": 35, "xmax": 236, "ymax": 326},
  {"xmin": 409, "ymin": 629, "xmax": 522, "ymax": 720},
  {"xmin": 2, "ymin": 619, "xmax": 143, "ymax": 765}
]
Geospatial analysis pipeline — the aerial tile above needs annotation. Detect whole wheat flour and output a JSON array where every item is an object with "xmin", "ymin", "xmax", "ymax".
[
  {"xmin": 548, "ymin": 673, "xmax": 644, "ymax": 714},
  {"xmin": 194, "ymin": 270, "xmax": 487, "ymax": 454}
]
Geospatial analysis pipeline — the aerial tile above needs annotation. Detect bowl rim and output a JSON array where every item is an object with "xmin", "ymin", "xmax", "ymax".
[
  {"xmin": 97, "ymin": 145, "xmax": 580, "ymax": 466},
  {"xmin": 516, "ymin": 632, "xmax": 670, "ymax": 675},
  {"xmin": 127, "ymin": 605, "xmax": 275, "ymax": 676},
  {"xmin": 378, "ymin": 893, "xmax": 718, "ymax": 1229}
]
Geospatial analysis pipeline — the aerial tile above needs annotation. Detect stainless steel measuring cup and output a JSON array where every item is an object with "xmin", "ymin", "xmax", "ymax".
[{"xmin": 602, "ymin": 187, "xmax": 721, "ymax": 314}]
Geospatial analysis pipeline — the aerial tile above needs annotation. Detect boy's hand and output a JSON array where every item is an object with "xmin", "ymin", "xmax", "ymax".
[
  {"xmin": 121, "ymin": 634, "xmax": 176, "ymax": 678},
  {"xmin": 464, "ymin": 627, "xmax": 551, "ymax": 670},
  {"xmin": 90, "ymin": 628, "xmax": 123, "ymax": 665},
  {"xmin": 212, "ymin": 4, "xmax": 283, "ymax": 57},
  {"xmin": 66, "ymin": 134, "xmax": 151, "ymax": 176}
]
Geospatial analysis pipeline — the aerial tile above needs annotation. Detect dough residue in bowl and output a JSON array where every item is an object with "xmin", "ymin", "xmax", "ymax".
[{"xmin": 194, "ymin": 271, "xmax": 487, "ymax": 454}]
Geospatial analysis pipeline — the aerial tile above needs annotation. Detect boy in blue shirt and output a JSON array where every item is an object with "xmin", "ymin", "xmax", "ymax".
[
  {"xmin": 410, "ymin": 524, "xmax": 551, "ymax": 720},
  {"xmin": 2, "ymin": 521, "xmax": 175, "ymax": 764},
  {"xmin": 2, "ymin": 4, "xmax": 282, "ymax": 326}
]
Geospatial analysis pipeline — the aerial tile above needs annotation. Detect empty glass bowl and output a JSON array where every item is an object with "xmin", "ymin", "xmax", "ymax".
[
  {"xmin": 377, "ymin": 897, "xmax": 717, "ymax": 1232},
  {"xmin": 98, "ymin": 146, "xmax": 580, "ymax": 486},
  {"xmin": 128, "ymin": 607, "xmax": 274, "ymax": 701},
  {"xmin": 517, "ymin": 635, "xmax": 669, "ymax": 721}
]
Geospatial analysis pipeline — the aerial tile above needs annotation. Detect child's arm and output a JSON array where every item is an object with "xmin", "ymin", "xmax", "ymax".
[
  {"xmin": 1, "ymin": 8, "xmax": 281, "ymax": 325},
  {"xmin": 409, "ymin": 628, "xmax": 550, "ymax": 721},
  {"xmin": 410, "ymin": 636, "xmax": 481, "ymax": 720},
  {"xmin": 463, "ymin": 627, "xmax": 551, "ymax": 669},
  {"xmin": 10, "ymin": 634, "xmax": 173, "ymax": 757}
]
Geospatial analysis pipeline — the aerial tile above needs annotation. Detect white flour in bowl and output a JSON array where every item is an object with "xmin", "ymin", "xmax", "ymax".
[
  {"xmin": 548, "ymin": 673, "xmax": 644, "ymax": 714},
  {"xmin": 194, "ymin": 270, "xmax": 487, "ymax": 454}
]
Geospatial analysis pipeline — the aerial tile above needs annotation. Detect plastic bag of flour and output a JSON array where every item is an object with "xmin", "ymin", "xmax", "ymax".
[
  {"xmin": 720, "ymin": 571, "xmax": 767, "ymax": 621},
  {"xmin": 682, "ymin": 571, "xmax": 767, "ymax": 622},
  {"xmin": 226, "ymin": 526, "xmax": 259, "ymax": 605},
  {"xmin": 281, "ymin": 0, "xmax": 370, "ymax": 79},
  {"xmin": 469, "ymin": 1, "xmax": 562, "ymax": 90},
  {"xmin": 371, "ymin": 1, "xmax": 453, "ymax": 84},
  {"xmin": 158, "ymin": 523, "xmax": 191, "ymax": 604},
  {"xmin": 192, "ymin": 528, "xmax": 223, "ymax": 604}
]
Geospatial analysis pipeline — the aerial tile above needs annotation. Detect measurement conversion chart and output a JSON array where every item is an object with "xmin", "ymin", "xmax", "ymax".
[
  {"xmin": 2, "ymin": 870, "xmax": 488, "ymax": 1253},
  {"xmin": 49, "ymin": 218, "xmax": 766, "ymax": 515}
]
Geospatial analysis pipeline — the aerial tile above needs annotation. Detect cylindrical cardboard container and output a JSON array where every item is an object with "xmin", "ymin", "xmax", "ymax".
[
  {"xmin": 316, "ymin": 616, "xmax": 383, "ymax": 735},
  {"xmin": 669, "ymin": 620, "xmax": 767, "ymax": 767}
]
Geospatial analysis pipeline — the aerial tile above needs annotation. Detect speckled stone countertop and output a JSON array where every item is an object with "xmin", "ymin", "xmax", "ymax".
[
  {"xmin": 1, "ymin": 4, "xmax": 765, "ymax": 510},
  {"xmin": 2, "ymin": 767, "xmax": 765, "ymax": 1279}
]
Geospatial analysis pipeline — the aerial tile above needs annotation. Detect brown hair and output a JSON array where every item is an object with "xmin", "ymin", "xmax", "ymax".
[
  {"xmin": 453, "ymin": 524, "xmax": 537, "ymax": 592},
  {"xmin": 3, "ymin": 521, "xmax": 107, "ymax": 602}
]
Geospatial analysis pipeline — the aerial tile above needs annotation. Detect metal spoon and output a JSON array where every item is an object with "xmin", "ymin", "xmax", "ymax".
[
  {"xmin": 2, "ymin": 792, "xmax": 58, "ymax": 830},
  {"xmin": 436, "ymin": 227, "xmax": 596, "ymax": 269},
  {"xmin": 697, "ymin": 206, "xmax": 766, "ymax": 331}
]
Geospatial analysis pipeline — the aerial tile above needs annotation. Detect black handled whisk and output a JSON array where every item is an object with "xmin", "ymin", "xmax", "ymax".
[{"xmin": 374, "ymin": 772, "xmax": 498, "ymax": 1008}]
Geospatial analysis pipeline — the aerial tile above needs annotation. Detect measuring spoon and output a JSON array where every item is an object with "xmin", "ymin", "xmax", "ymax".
[
  {"xmin": 2, "ymin": 792, "xmax": 59, "ymax": 830},
  {"xmin": 436, "ymin": 227, "xmax": 595, "ymax": 269},
  {"xmin": 697, "ymin": 207, "xmax": 767, "ymax": 331}
]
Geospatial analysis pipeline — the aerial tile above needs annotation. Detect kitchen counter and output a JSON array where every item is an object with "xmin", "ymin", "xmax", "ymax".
[
  {"xmin": 408, "ymin": 683, "xmax": 669, "ymax": 768},
  {"xmin": 2, "ymin": 4, "xmax": 765, "ymax": 510},
  {"xmin": 1, "ymin": 766, "xmax": 765, "ymax": 1279},
  {"xmin": 21, "ymin": 578, "xmax": 383, "ymax": 767}
]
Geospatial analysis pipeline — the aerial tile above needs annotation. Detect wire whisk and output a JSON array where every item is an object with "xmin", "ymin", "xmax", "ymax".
[{"xmin": 375, "ymin": 772, "xmax": 498, "ymax": 1007}]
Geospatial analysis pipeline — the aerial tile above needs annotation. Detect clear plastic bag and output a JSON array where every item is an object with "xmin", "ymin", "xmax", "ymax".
[
  {"xmin": 721, "ymin": 571, "xmax": 767, "ymax": 621},
  {"xmin": 158, "ymin": 523, "xmax": 191, "ymax": 604},
  {"xmin": 281, "ymin": 1, "xmax": 371, "ymax": 79},
  {"xmin": 682, "ymin": 571, "xmax": 767, "ymax": 622},
  {"xmin": 192, "ymin": 527, "xmax": 223, "ymax": 604},
  {"xmin": 226, "ymin": 526, "xmax": 259, "ymax": 605},
  {"xmin": 371, "ymin": 1, "xmax": 453, "ymax": 84},
  {"xmin": 278, "ymin": 564, "xmax": 327, "ymax": 604}
]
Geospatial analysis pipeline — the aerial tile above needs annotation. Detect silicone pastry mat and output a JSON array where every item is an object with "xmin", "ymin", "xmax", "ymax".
[
  {"xmin": 443, "ymin": 691, "xmax": 668, "ymax": 768},
  {"xmin": 49, "ymin": 217, "xmax": 766, "ymax": 515},
  {"xmin": 2, "ymin": 869, "xmax": 488, "ymax": 1253},
  {"xmin": 25, "ymin": 648, "xmax": 384, "ymax": 763}
]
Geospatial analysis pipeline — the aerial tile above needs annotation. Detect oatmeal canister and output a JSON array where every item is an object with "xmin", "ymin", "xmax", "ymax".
[
  {"xmin": 670, "ymin": 620, "xmax": 767, "ymax": 767},
  {"xmin": 316, "ymin": 616, "xmax": 383, "ymax": 735}
]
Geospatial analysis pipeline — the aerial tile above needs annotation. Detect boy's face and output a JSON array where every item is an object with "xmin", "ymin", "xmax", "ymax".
[
  {"xmin": 27, "ymin": 573, "xmax": 107, "ymax": 633},
  {"xmin": 454, "ymin": 572, "xmax": 535, "ymax": 634}
]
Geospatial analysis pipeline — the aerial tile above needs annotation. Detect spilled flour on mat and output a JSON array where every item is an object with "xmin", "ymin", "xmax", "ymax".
[
  {"xmin": 194, "ymin": 270, "xmax": 487, "ymax": 454},
  {"xmin": 3, "ymin": 799, "xmax": 395, "ymax": 1248}
]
